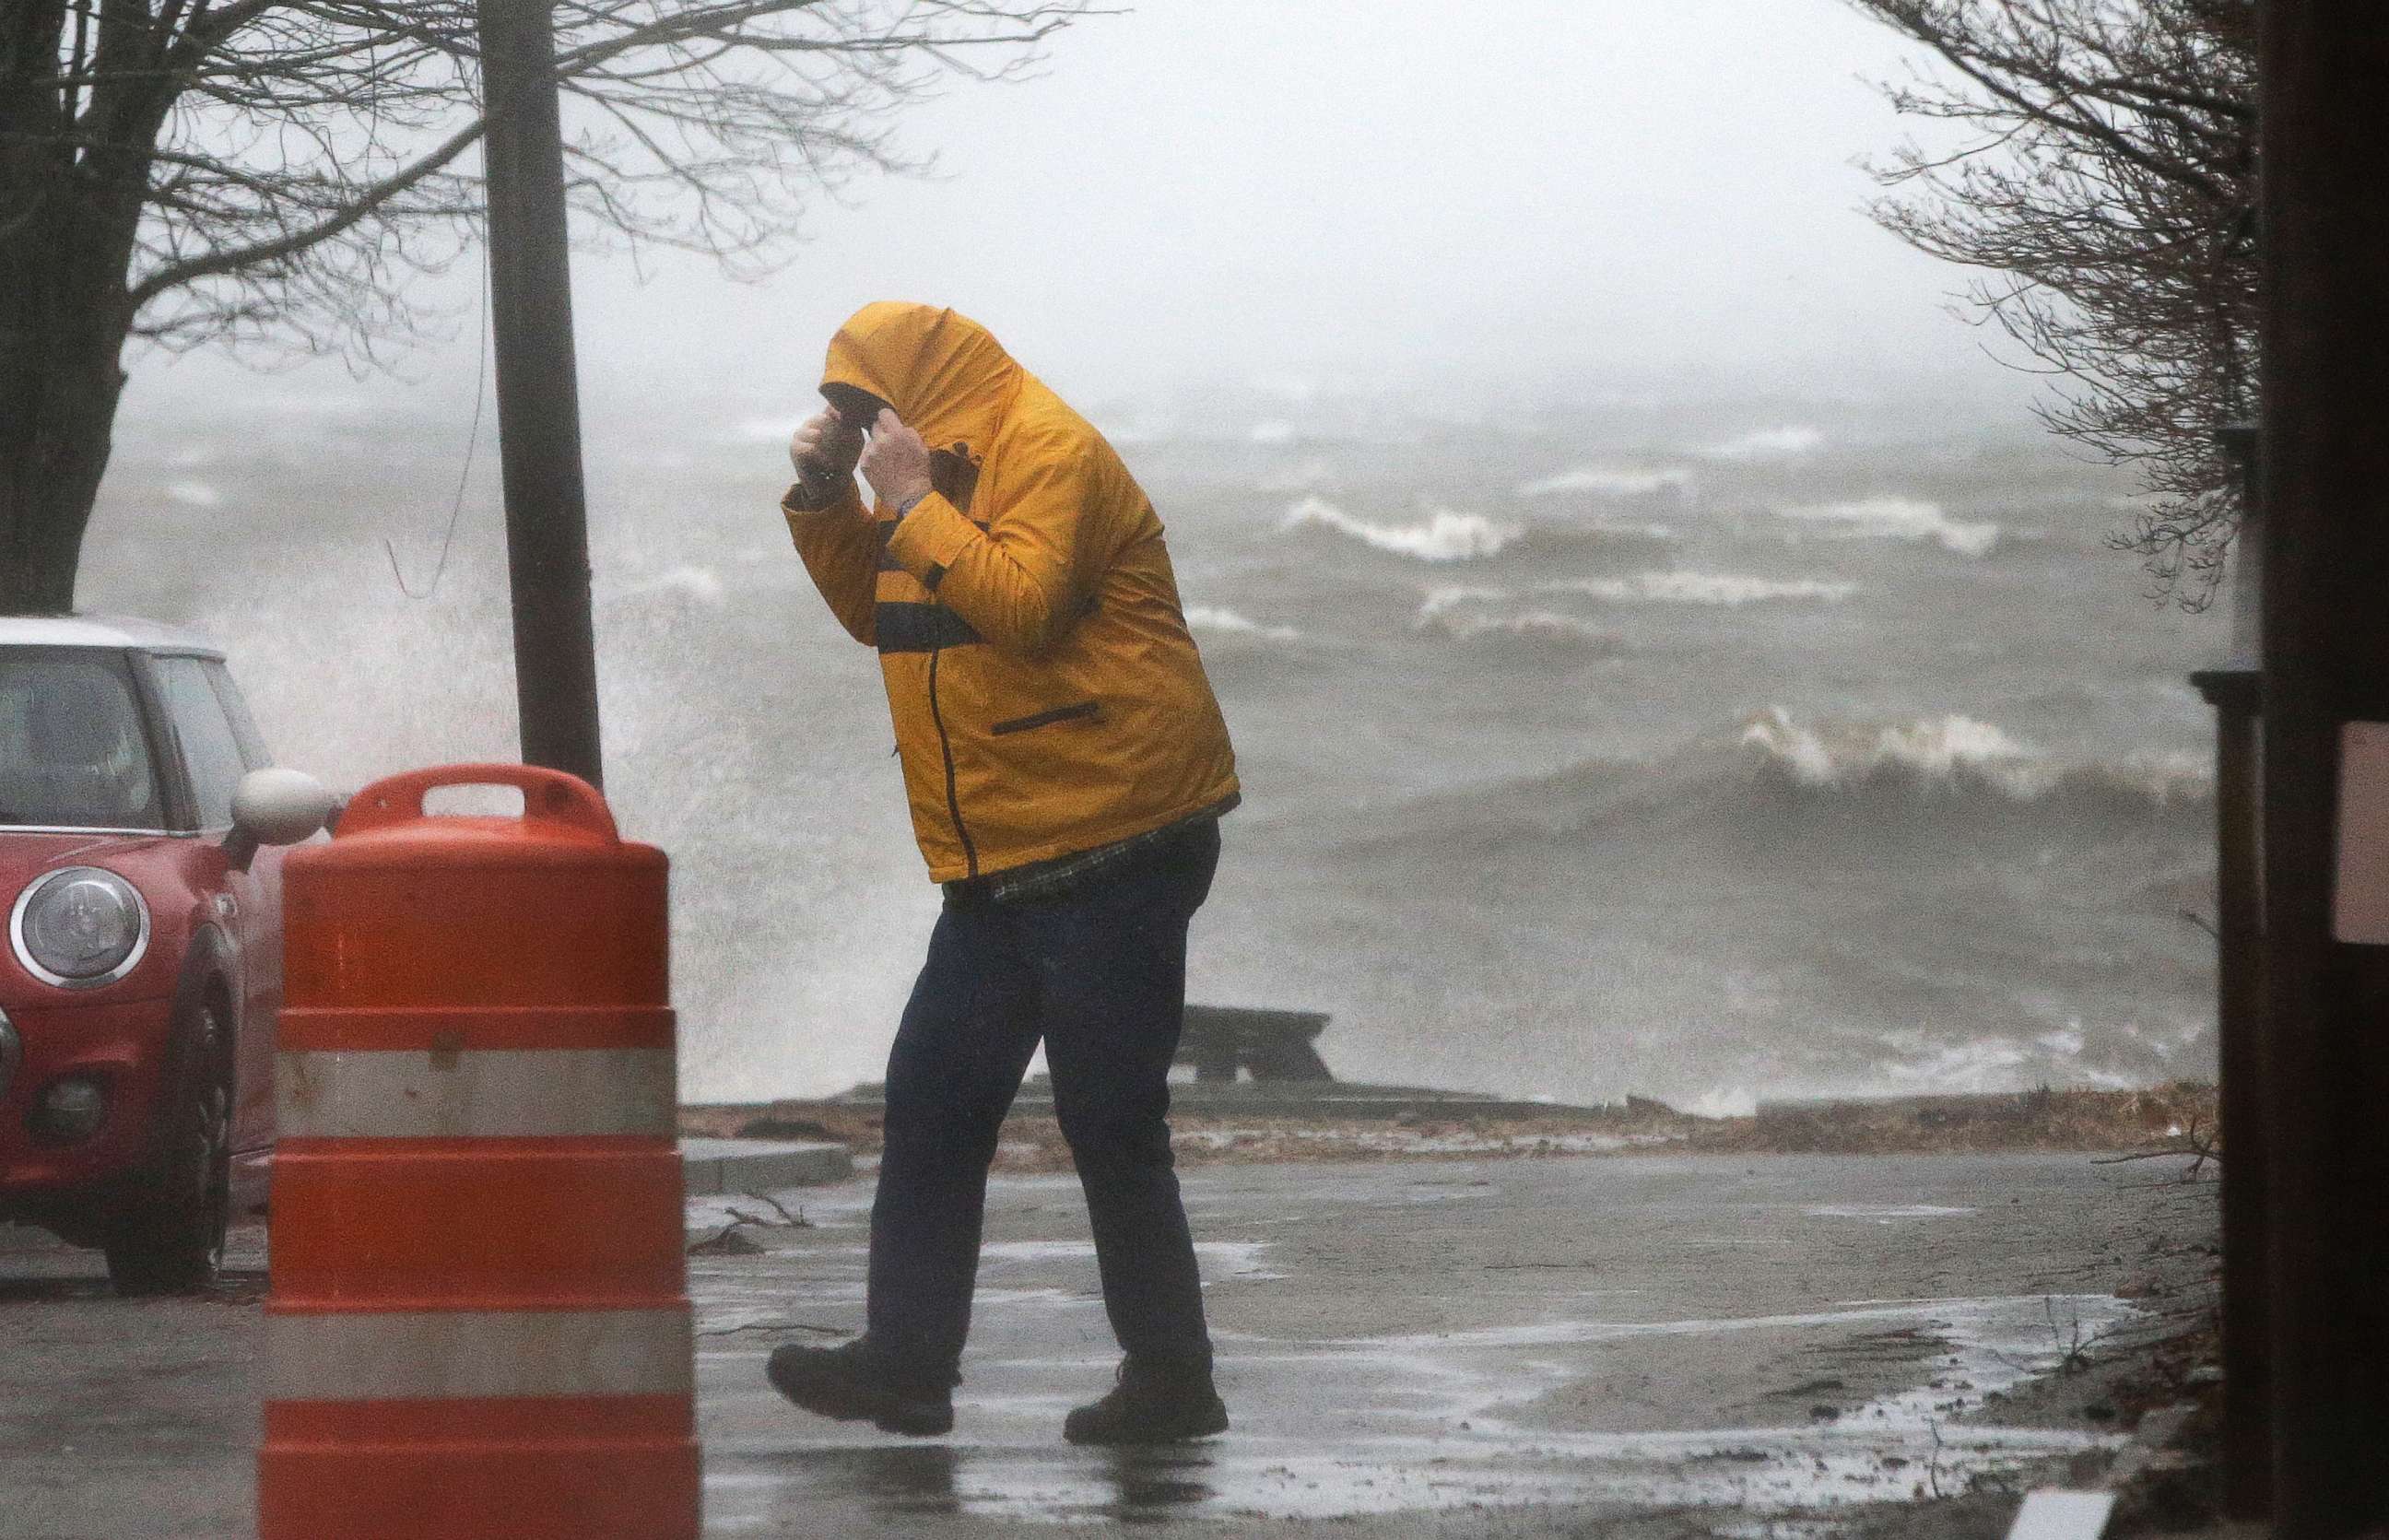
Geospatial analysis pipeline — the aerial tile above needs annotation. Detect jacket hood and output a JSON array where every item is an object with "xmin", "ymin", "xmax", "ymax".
[{"xmin": 821, "ymin": 303, "xmax": 1022, "ymax": 466}]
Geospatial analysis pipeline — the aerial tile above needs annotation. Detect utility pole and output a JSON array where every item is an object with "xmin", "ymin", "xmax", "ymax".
[
  {"xmin": 475, "ymin": 0, "xmax": 605, "ymax": 790},
  {"xmin": 2190, "ymin": 423, "xmax": 2266, "ymax": 1522},
  {"xmin": 2255, "ymin": 4, "xmax": 2389, "ymax": 1534}
]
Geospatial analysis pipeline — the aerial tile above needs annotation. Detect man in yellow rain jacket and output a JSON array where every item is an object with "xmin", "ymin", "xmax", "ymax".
[{"xmin": 766, "ymin": 303, "xmax": 1241, "ymax": 1445}]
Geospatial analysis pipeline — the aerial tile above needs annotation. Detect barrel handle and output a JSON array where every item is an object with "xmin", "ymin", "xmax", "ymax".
[{"xmin": 335, "ymin": 763, "xmax": 619, "ymax": 841}]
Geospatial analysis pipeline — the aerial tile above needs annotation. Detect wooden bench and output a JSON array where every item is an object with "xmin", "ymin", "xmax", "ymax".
[{"xmin": 1177, "ymin": 1005, "xmax": 1334, "ymax": 1083}]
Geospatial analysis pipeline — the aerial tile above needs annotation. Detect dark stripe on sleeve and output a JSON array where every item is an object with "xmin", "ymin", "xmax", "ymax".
[{"xmin": 876, "ymin": 602, "xmax": 985, "ymax": 654}]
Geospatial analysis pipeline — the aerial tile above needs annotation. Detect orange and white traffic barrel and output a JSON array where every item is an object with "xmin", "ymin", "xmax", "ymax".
[{"xmin": 258, "ymin": 764, "xmax": 697, "ymax": 1540}]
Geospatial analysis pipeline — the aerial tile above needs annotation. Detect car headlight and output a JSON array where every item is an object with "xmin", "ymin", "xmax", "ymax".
[{"xmin": 10, "ymin": 867, "xmax": 151, "ymax": 989}]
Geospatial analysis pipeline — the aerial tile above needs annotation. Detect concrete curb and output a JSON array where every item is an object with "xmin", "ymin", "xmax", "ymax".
[{"xmin": 679, "ymin": 1137, "xmax": 853, "ymax": 1195}]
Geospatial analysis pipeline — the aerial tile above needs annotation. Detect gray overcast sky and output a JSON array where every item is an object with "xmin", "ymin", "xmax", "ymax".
[{"xmin": 130, "ymin": 0, "xmax": 2030, "ymax": 429}]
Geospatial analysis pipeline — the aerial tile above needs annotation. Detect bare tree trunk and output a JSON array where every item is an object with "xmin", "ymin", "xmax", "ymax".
[
  {"xmin": 2, "ymin": 1, "xmax": 146, "ymax": 617},
  {"xmin": 0, "ymin": 260, "xmax": 127, "ymax": 614},
  {"xmin": 0, "ymin": 34, "xmax": 147, "ymax": 618}
]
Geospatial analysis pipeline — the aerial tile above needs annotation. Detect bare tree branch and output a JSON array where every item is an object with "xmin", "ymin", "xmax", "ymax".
[
  {"xmin": 12, "ymin": 0, "xmax": 1108, "ymax": 362},
  {"xmin": 1848, "ymin": 0, "xmax": 2256, "ymax": 605}
]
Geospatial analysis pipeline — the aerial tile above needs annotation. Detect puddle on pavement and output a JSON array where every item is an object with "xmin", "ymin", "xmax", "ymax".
[{"xmin": 703, "ymin": 1291, "xmax": 2136, "ymax": 1530}]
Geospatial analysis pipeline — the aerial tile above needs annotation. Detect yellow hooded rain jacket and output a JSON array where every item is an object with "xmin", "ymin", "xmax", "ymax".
[{"xmin": 783, "ymin": 303, "xmax": 1240, "ymax": 882}]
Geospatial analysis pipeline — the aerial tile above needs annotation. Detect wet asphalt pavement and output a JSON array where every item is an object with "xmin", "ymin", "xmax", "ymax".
[{"xmin": 0, "ymin": 1152, "xmax": 2203, "ymax": 1538}]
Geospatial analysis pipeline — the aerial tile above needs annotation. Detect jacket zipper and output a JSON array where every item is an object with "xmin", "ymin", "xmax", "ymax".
[{"xmin": 926, "ymin": 645, "xmax": 980, "ymax": 877}]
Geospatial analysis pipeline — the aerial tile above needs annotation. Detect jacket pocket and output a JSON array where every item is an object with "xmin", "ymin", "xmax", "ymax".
[{"xmin": 989, "ymin": 699, "xmax": 1100, "ymax": 735}]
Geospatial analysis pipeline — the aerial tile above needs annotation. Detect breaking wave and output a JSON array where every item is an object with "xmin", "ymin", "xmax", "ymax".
[
  {"xmin": 1734, "ymin": 707, "xmax": 2208, "ymax": 806},
  {"xmin": 1282, "ymin": 495, "xmax": 1522, "ymax": 561},
  {"xmin": 1515, "ymin": 464, "xmax": 1694, "ymax": 499},
  {"xmin": 1772, "ymin": 497, "xmax": 2002, "ymax": 558},
  {"xmin": 1409, "ymin": 585, "xmax": 1625, "ymax": 651},
  {"xmin": 1411, "ymin": 573, "xmax": 1853, "ymax": 641},
  {"xmin": 1336, "ymin": 707, "xmax": 2209, "ymax": 865}
]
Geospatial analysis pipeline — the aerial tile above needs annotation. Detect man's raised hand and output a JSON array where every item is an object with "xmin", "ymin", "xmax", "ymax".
[
  {"xmin": 859, "ymin": 408, "xmax": 935, "ymax": 511},
  {"xmin": 789, "ymin": 408, "xmax": 864, "ymax": 482}
]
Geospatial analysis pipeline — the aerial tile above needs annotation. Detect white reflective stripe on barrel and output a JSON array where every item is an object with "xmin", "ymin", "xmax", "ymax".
[
  {"xmin": 265, "ymin": 1307, "xmax": 694, "ymax": 1401},
  {"xmin": 275, "ymin": 1048, "xmax": 677, "ymax": 1138}
]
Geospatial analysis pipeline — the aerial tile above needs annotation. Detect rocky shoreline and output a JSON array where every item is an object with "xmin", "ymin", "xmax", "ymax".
[{"xmin": 681, "ymin": 1080, "xmax": 2221, "ymax": 1174}]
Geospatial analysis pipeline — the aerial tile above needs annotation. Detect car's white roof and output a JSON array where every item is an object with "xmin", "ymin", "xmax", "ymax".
[{"xmin": 0, "ymin": 612, "xmax": 225, "ymax": 657}]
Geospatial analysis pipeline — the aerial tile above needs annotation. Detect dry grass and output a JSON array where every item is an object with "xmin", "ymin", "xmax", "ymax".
[{"xmin": 1694, "ymin": 1082, "xmax": 2218, "ymax": 1157}]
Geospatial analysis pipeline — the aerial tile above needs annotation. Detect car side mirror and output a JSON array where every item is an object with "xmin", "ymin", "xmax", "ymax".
[{"xmin": 225, "ymin": 768, "xmax": 340, "ymax": 872}]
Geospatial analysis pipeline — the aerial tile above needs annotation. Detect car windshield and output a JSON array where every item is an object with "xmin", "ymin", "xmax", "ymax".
[{"xmin": 0, "ymin": 650, "xmax": 165, "ymax": 829}]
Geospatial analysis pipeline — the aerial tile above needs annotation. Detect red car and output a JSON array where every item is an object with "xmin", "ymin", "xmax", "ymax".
[{"xmin": 1, "ymin": 616, "xmax": 335, "ymax": 1293}]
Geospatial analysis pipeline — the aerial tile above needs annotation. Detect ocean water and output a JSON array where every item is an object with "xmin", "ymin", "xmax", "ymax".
[{"xmin": 85, "ymin": 383, "xmax": 2224, "ymax": 1109}]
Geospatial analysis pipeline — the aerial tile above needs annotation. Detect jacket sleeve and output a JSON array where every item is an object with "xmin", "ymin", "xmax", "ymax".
[
  {"xmin": 883, "ymin": 451, "xmax": 1104, "ymax": 656},
  {"xmin": 782, "ymin": 481, "xmax": 878, "ymax": 647}
]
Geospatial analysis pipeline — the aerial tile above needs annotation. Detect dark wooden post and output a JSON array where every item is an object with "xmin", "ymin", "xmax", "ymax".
[
  {"xmin": 475, "ymin": 0, "xmax": 605, "ymax": 789},
  {"xmin": 2254, "ymin": 4, "xmax": 2389, "ymax": 1533},
  {"xmin": 2190, "ymin": 423, "xmax": 2267, "ymax": 1522}
]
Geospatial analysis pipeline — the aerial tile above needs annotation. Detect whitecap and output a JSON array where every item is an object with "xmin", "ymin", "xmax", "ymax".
[
  {"xmin": 1772, "ymin": 497, "xmax": 2001, "ymax": 558},
  {"xmin": 1184, "ymin": 604, "xmax": 1300, "ymax": 641},
  {"xmin": 1516, "ymin": 465, "xmax": 1693, "ymax": 499},
  {"xmin": 1873, "ymin": 714, "xmax": 2042, "ymax": 779},
  {"xmin": 1739, "ymin": 708, "xmax": 1841, "ymax": 785},
  {"xmin": 1736, "ymin": 706, "xmax": 2213, "ymax": 807},
  {"xmin": 1551, "ymin": 571, "xmax": 1856, "ymax": 606},
  {"xmin": 1419, "ymin": 609, "xmax": 1623, "ymax": 651},
  {"xmin": 1738, "ymin": 707, "xmax": 2051, "ymax": 795},
  {"xmin": 1581, "ymin": 521, "xmax": 1682, "ymax": 541},
  {"xmin": 1700, "ymin": 426, "xmax": 1824, "ymax": 461},
  {"xmin": 1284, "ymin": 495, "xmax": 1521, "ymax": 561},
  {"xmin": 1416, "ymin": 584, "xmax": 1512, "ymax": 621}
]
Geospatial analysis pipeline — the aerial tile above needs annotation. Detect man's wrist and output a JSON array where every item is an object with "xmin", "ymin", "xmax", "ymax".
[{"xmin": 784, "ymin": 469, "xmax": 868, "ymax": 515}]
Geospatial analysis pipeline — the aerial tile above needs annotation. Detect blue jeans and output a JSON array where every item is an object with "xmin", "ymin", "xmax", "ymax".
[{"xmin": 865, "ymin": 820, "xmax": 1220, "ymax": 1382}]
